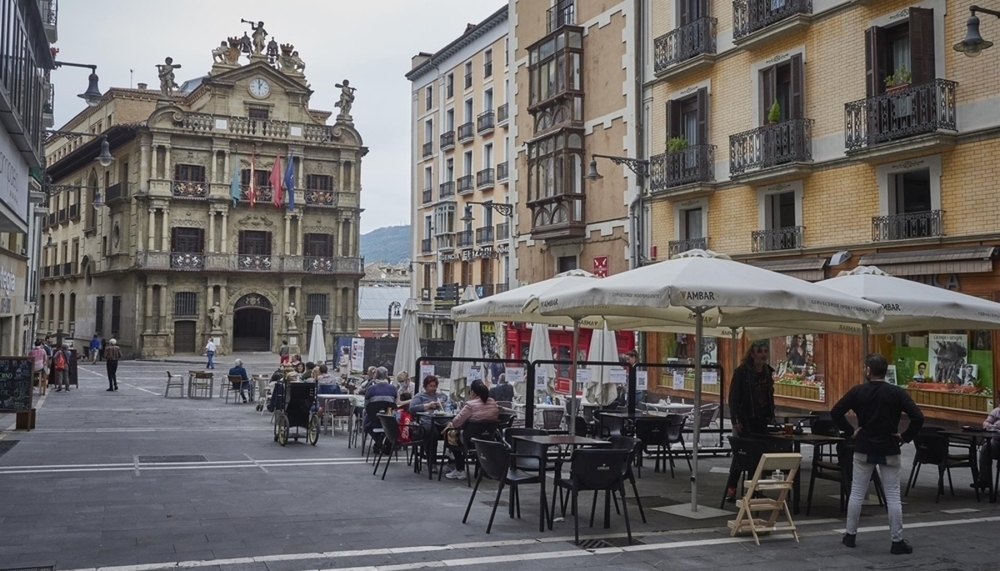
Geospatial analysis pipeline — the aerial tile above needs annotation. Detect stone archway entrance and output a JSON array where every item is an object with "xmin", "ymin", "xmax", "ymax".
[{"xmin": 232, "ymin": 294, "xmax": 273, "ymax": 352}]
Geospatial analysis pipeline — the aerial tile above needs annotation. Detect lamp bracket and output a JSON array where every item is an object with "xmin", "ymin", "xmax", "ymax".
[
  {"xmin": 971, "ymin": 5, "xmax": 1000, "ymax": 18},
  {"xmin": 592, "ymin": 154, "xmax": 650, "ymax": 177}
]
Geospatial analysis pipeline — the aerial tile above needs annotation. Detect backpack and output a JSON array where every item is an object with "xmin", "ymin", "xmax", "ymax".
[{"xmin": 54, "ymin": 350, "xmax": 67, "ymax": 370}]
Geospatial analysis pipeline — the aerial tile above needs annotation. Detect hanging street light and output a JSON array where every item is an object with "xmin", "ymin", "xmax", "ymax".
[{"xmin": 954, "ymin": 5, "xmax": 1000, "ymax": 57}]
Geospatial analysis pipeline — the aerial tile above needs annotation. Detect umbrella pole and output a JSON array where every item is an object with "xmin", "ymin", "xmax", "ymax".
[
  {"xmin": 861, "ymin": 323, "xmax": 870, "ymax": 377},
  {"xmin": 570, "ymin": 318, "xmax": 580, "ymax": 421},
  {"xmin": 691, "ymin": 309, "xmax": 704, "ymax": 512}
]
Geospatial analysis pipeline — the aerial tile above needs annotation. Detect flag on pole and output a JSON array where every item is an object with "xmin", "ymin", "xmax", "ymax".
[
  {"xmin": 283, "ymin": 153, "xmax": 295, "ymax": 211},
  {"xmin": 229, "ymin": 155, "xmax": 240, "ymax": 208},
  {"xmin": 249, "ymin": 148, "xmax": 257, "ymax": 208},
  {"xmin": 269, "ymin": 154, "xmax": 283, "ymax": 209}
]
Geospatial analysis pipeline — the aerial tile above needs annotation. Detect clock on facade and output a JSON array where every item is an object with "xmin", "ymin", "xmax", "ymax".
[{"xmin": 248, "ymin": 78, "xmax": 270, "ymax": 98}]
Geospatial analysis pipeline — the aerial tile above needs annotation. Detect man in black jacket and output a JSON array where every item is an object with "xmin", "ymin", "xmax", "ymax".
[
  {"xmin": 832, "ymin": 353, "xmax": 924, "ymax": 555},
  {"xmin": 724, "ymin": 340, "xmax": 776, "ymax": 501}
]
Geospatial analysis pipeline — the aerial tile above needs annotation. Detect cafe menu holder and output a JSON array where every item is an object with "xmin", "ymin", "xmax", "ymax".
[{"xmin": 0, "ymin": 357, "xmax": 35, "ymax": 430}]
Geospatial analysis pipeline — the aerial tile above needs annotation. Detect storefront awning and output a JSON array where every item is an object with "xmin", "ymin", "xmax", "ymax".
[
  {"xmin": 748, "ymin": 258, "xmax": 827, "ymax": 282},
  {"xmin": 857, "ymin": 246, "xmax": 998, "ymax": 277}
]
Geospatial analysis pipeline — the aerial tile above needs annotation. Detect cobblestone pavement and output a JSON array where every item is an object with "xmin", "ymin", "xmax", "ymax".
[{"xmin": 0, "ymin": 359, "xmax": 996, "ymax": 571}]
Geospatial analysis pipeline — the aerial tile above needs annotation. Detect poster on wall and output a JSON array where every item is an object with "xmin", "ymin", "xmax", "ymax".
[
  {"xmin": 927, "ymin": 334, "xmax": 968, "ymax": 384},
  {"xmin": 350, "ymin": 338, "xmax": 365, "ymax": 373},
  {"xmin": 771, "ymin": 334, "xmax": 825, "ymax": 403},
  {"xmin": 701, "ymin": 337, "xmax": 718, "ymax": 365},
  {"xmin": 886, "ymin": 365, "xmax": 898, "ymax": 385},
  {"xmin": 480, "ymin": 323, "xmax": 499, "ymax": 358}
]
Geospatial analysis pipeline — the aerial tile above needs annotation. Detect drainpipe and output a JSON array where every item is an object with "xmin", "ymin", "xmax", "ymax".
[{"xmin": 632, "ymin": 0, "xmax": 647, "ymax": 360}]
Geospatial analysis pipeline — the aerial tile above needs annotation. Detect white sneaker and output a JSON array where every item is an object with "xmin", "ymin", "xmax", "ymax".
[{"xmin": 445, "ymin": 470, "xmax": 466, "ymax": 480}]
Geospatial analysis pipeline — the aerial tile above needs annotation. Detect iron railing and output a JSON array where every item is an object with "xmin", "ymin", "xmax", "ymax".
[
  {"xmin": 457, "ymin": 122, "xmax": 475, "ymax": 142},
  {"xmin": 422, "ymin": 187, "xmax": 433, "ymax": 204},
  {"xmin": 421, "ymin": 238, "xmax": 432, "ymax": 253},
  {"xmin": 439, "ymin": 181, "xmax": 455, "ymax": 199},
  {"xmin": 668, "ymin": 237, "xmax": 708, "ymax": 257},
  {"xmin": 649, "ymin": 145, "xmax": 715, "ymax": 192},
  {"xmin": 751, "ymin": 226, "xmax": 803, "ymax": 252},
  {"xmin": 547, "ymin": 2, "xmax": 576, "ymax": 33},
  {"xmin": 733, "ymin": 0, "xmax": 812, "ymax": 41},
  {"xmin": 497, "ymin": 103, "xmax": 509, "ymax": 125},
  {"xmin": 240, "ymin": 185, "xmax": 274, "ymax": 203},
  {"xmin": 496, "ymin": 283, "xmax": 510, "ymax": 294},
  {"xmin": 871, "ymin": 210, "xmax": 943, "ymax": 242},
  {"xmin": 464, "ymin": 73, "xmax": 473, "ymax": 89},
  {"xmin": 484, "ymin": 62, "xmax": 493, "ymax": 78},
  {"xmin": 137, "ymin": 253, "xmax": 364, "ymax": 274},
  {"xmin": 170, "ymin": 252, "xmax": 205, "ymax": 270},
  {"xmin": 172, "ymin": 180, "xmax": 207, "ymax": 199},
  {"xmin": 477, "ymin": 110, "xmax": 495, "ymax": 134},
  {"xmin": 476, "ymin": 226, "xmax": 494, "ymax": 244},
  {"xmin": 496, "ymin": 222, "xmax": 510, "ymax": 240},
  {"xmin": 63, "ymin": 262, "xmax": 72, "ymax": 276},
  {"xmin": 844, "ymin": 80, "xmax": 958, "ymax": 151},
  {"xmin": 654, "ymin": 17, "xmax": 718, "ymax": 74},
  {"xmin": 106, "ymin": 182, "xmax": 124, "ymax": 202},
  {"xmin": 440, "ymin": 131, "xmax": 456, "ymax": 150},
  {"xmin": 457, "ymin": 230, "xmax": 474, "ymax": 248},
  {"xmin": 422, "ymin": 142, "xmax": 433, "ymax": 158},
  {"xmin": 497, "ymin": 161, "xmax": 509, "ymax": 182},
  {"xmin": 729, "ymin": 119, "xmax": 813, "ymax": 176},
  {"xmin": 476, "ymin": 168, "xmax": 495, "ymax": 189},
  {"xmin": 457, "ymin": 175, "xmax": 475, "ymax": 194}
]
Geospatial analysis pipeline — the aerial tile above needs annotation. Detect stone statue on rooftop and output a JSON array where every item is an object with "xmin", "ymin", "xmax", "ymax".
[
  {"xmin": 241, "ymin": 19, "xmax": 268, "ymax": 56},
  {"xmin": 155, "ymin": 57, "xmax": 182, "ymax": 97},
  {"xmin": 335, "ymin": 79, "xmax": 356, "ymax": 120}
]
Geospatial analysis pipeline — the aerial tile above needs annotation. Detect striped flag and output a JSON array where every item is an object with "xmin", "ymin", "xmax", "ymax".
[{"xmin": 269, "ymin": 154, "xmax": 283, "ymax": 209}]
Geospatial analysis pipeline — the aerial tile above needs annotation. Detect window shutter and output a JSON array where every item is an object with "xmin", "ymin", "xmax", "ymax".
[
  {"xmin": 241, "ymin": 169, "xmax": 250, "ymax": 186},
  {"xmin": 325, "ymin": 234, "xmax": 334, "ymax": 256},
  {"xmin": 197, "ymin": 229, "xmax": 205, "ymax": 252},
  {"xmin": 696, "ymin": 88, "xmax": 709, "ymax": 144},
  {"xmin": 174, "ymin": 164, "xmax": 183, "ymax": 180},
  {"xmin": 909, "ymin": 7, "xmax": 935, "ymax": 85},
  {"xmin": 679, "ymin": 0, "xmax": 690, "ymax": 26},
  {"xmin": 864, "ymin": 26, "xmax": 886, "ymax": 97},
  {"xmin": 697, "ymin": 0, "xmax": 709, "ymax": 19},
  {"xmin": 789, "ymin": 54, "xmax": 804, "ymax": 119},
  {"xmin": 666, "ymin": 99, "xmax": 681, "ymax": 140},
  {"xmin": 170, "ymin": 228, "xmax": 178, "ymax": 252},
  {"xmin": 760, "ymin": 65, "xmax": 775, "ymax": 125},
  {"xmin": 265, "ymin": 232, "xmax": 272, "ymax": 255}
]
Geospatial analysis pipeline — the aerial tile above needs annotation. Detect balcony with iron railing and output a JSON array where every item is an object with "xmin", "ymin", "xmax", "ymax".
[
  {"xmin": 421, "ymin": 238, "xmax": 432, "ymax": 254},
  {"xmin": 872, "ymin": 210, "xmax": 943, "ymax": 242},
  {"xmin": 845, "ymin": 80, "xmax": 958, "ymax": 159},
  {"xmin": 476, "ymin": 168, "xmax": 494, "ymax": 190},
  {"xmin": 751, "ymin": 226, "xmax": 804, "ymax": 253},
  {"xmin": 422, "ymin": 141, "xmax": 433, "ymax": 158},
  {"xmin": 136, "ymin": 252, "xmax": 364, "ymax": 275},
  {"xmin": 477, "ymin": 111, "xmax": 495, "ymax": 134},
  {"xmin": 62, "ymin": 262, "xmax": 73, "ymax": 277},
  {"xmin": 170, "ymin": 252, "xmax": 205, "ymax": 270},
  {"xmin": 440, "ymin": 131, "xmax": 456, "ymax": 151},
  {"xmin": 496, "ymin": 222, "xmax": 510, "ymax": 241},
  {"xmin": 733, "ymin": 0, "xmax": 812, "ymax": 47},
  {"xmin": 496, "ymin": 161, "xmax": 509, "ymax": 182},
  {"xmin": 476, "ymin": 226, "xmax": 494, "ymax": 244},
  {"xmin": 422, "ymin": 187, "xmax": 433, "ymax": 204},
  {"xmin": 304, "ymin": 189, "xmax": 353, "ymax": 208},
  {"xmin": 457, "ymin": 122, "xmax": 475, "ymax": 143},
  {"xmin": 668, "ymin": 237, "xmax": 708, "ymax": 257},
  {"xmin": 495, "ymin": 283, "xmax": 510, "ymax": 294},
  {"xmin": 106, "ymin": 182, "xmax": 125, "ymax": 203},
  {"xmin": 48, "ymin": 213, "xmax": 55, "ymax": 226},
  {"xmin": 172, "ymin": 180, "xmax": 207, "ymax": 199},
  {"xmin": 240, "ymin": 185, "xmax": 275, "ymax": 203},
  {"xmin": 457, "ymin": 175, "xmax": 475, "ymax": 195},
  {"xmin": 729, "ymin": 119, "xmax": 813, "ymax": 181},
  {"xmin": 439, "ymin": 181, "xmax": 455, "ymax": 200},
  {"xmin": 547, "ymin": 2, "xmax": 575, "ymax": 33},
  {"xmin": 649, "ymin": 145, "xmax": 716, "ymax": 196},
  {"xmin": 475, "ymin": 284, "xmax": 495, "ymax": 298},
  {"xmin": 654, "ymin": 17, "xmax": 717, "ymax": 77},
  {"xmin": 41, "ymin": 0, "xmax": 58, "ymax": 42},
  {"xmin": 497, "ymin": 103, "xmax": 509, "ymax": 126},
  {"xmin": 457, "ymin": 230, "xmax": 474, "ymax": 248},
  {"xmin": 484, "ymin": 62, "xmax": 493, "ymax": 78}
]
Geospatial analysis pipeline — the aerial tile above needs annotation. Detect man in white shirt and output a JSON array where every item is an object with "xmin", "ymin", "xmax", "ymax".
[{"xmin": 204, "ymin": 339, "xmax": 217, "ymax": 369}]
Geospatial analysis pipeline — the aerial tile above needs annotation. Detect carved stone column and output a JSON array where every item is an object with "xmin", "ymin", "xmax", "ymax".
[
  {"xmin": 284, "ymin": 213, "xmax": 291, "ymax": 256},
  {"xmin": 161, "ymin": 207, "xmax": 170, "ymax": 251},
  {"xmin": 164, "ymin": 145, "xmax": 171, "ymax": 179},
  {"xmin": 159, "ymin": 285, "xmax": 168, "ymax": 333},
  {"xmin": 151, "ymin": 145, "xmax": 158, "ymax": 179},
  {"xmin": 139, "ymin": 142, "xmax": 151, "ymax": 193},
  {"xmin": 207, "ymin": 210, "xmax": 216, "ymax": 253},
  {"xmin": 220, "ymin": 211, "xmax": 228, "ymax": 253},
  {"xmin": 223, "ymin": 151, "xmax": 230, "ymax": 185},
  {"xmin": 147, "ymin": 208, "xmax": 156, "ymax": 251},
  {"xmin": 296, "ymin": 214, "xmax": 303, "ymax": 256}
]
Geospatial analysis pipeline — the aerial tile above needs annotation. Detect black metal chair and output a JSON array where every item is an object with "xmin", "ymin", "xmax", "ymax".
[
  {"xmin": 463, "ymin": 438, "xmax": 547, "ymax": 534},
  {"xmin": 596, "ymin": 412, "xmax": 627, "ymax": 438},
  {"xmin": 806, "ymin": 441, "xmax": 886, "ymax": 515},
  {"xmin": 443, "ymin": 420, "xmax": 499, "ymax": 487},
  {"xmin": 502, "ymin": 427, "xmax": 546, "ymax": 450},
  {"xmin": 906, "ymin": 430, "xmax": 979, "ymax": 503},
  {"xmin": 373, "ymin": 414, "xmax": 424, "ymax": 481},
  {"xmin": 635, "ymin": 415, "xmax": 691, "ymax": 478},
  {"xmin": 362, "ymin": 401, "xmax": 395, "ymax": 464},
  {"xmin": 554, "ymin": 449, "xmax": 633, "ymax": 545},
  {"xmin": 607, "ymin": 436, "xmax": 647, "ymax": 524}
]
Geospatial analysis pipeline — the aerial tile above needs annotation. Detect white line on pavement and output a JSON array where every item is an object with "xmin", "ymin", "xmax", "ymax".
[
  {"xmin": 121, "ymin": 382, "xmax": 162, "ymax": 396},
  {"xmin": 244, "ymin": 452, "xmax": 268, "ymax": 473},
  {"xmin": 57, "ymin": 514, "xmax": 1000, "ymax": 571}
]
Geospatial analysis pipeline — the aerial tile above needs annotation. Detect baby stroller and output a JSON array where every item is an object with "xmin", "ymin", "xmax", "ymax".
[{"xmin": 272, "ymin": 380, "xmax": 320, "ymax": 446}]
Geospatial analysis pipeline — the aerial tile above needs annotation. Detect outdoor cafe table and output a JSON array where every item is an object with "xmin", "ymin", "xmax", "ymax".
[
  {"xmin": 940, "ymin": 428, "xmax": 999, "ymax": 503},
  {"xmin": 763, "ymin": 432, "xmax": 844, "ymax": 514},
  {"xmin": 415, "ymin": 411, "xmax": 457, "ymax": 477},
  {"xmin": 645, "ymin": 402, "xmax": 695, "ymax": 414},
  {"xmin": 512, "ymin": 434, "xmax": 611, "ymax": 532},
  {"xmin": 187, "ymin": 371, "xmax": 214, "ymax": 399}
]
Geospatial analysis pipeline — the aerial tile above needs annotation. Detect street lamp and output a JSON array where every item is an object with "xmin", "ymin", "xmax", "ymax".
[
  {"xmin": 386, "ymin": 301, "xmax": 401, "ymax": 337},
  {"xmin": 53, "ymin": 61, "xmax": 103, "ymax": 106},
  {"xmin": 954, "ymin": 5, "xmax": 1000, "ymax": 57},
  {"xmin": 587, "ymin": 154, "xmax": 650, "ymax": 181},
  {"xmin": 46, "ymin": 130, "xmax": 115, "ymax": 167},
  {"xmin": 463, "ymin": 201, "xmax": 516, "ymax": 288}
]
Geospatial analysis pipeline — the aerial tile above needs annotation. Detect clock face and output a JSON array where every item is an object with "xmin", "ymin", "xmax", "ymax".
[{"xmin": 248, "ymin": 78, "xmax": 270, "ymax": 98}]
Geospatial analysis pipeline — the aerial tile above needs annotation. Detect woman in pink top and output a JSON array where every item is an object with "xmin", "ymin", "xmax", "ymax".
[
  {"xmin": 444, "ymin": 380, "xmax": 498, "ymax": 480},
  {"xmin": 28, "ymin": 339, "xmax": 48, "ymax": 392}
]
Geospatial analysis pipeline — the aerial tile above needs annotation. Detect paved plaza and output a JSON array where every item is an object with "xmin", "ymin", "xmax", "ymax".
[{"xmin": 0, "ymin": 357, "xmax": 996, "ymax": 571}]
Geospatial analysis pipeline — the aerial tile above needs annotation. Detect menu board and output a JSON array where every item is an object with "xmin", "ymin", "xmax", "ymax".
[{"xmin": 0, "ymin": 358, "xmax": 33, "ymax": 412}]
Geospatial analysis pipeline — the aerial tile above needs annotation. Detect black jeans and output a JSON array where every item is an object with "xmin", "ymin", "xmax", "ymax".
[
  {"xmin": 726, "ymin": 419, "xmax": 772, "ymax": 490},
  {"xmin": 106, "ymin": 360, "xmax": 119, "ymax": 388},
  {"xmin": 978, "ymin": 439, "xmax": 1000, "ymax": 484}
]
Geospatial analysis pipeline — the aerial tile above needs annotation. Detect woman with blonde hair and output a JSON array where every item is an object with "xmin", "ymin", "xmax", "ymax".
[{"xmin": 393, "ymin": 370, "xmax": 415, "ymax": 406}]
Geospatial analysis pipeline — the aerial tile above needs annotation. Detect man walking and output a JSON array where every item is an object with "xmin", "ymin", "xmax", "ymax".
[
  {"xmin": 104, "ymin": 338, "xmax": 122, "ymax": 391},
  {"xmin": 832, "ymin": 353, "xmax": 924, "ymax": 555},
  {"xmin": 204, "ymin": 338, "xmax": 217, "ymax": 369},
  {"xmin": 89, "ymin": 334, "xmax": 101, "ymax": 364},
  {"xmin": 52, "ymin": 342, "xmax": 72, "ymax": 392}
]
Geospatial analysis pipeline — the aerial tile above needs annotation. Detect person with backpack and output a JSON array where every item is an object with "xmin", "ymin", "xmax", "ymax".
[
  {"xmin": 104, "ymin": 338, "xmax": 122, "ymax": 391},
  {"xmin": 52, "ymin": 342, "xmax": 72, "ymax": 392}
]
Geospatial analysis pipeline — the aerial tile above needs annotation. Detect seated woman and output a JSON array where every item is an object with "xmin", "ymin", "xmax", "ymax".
[
  {"xmin": 393, "ymin": 371, "xmax": 415, "ymax": 408},
  {"xmin": 228, "ymin": 358, "xmax": 251, "ymax": 403},
  {"xmin": 409, "ymin": 375, "xmax": 452, "ymax": 471},
  {"xmin": 443, "ymin": 380, "xmax": 498, "ymax": 480}
]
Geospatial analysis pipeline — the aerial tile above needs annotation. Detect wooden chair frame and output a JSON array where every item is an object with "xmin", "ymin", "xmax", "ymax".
[{"xmin": 728, "ymin": 452, "xmax": 802, "ymax": 546}]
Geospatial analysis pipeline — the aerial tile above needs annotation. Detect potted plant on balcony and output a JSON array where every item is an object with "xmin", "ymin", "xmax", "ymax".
[
  {"xmin": 667, "ymin": 136, "xmax": 688, "ymax": 154},
  {"xmin": 767, "ymin": 100, "xmax": 781, "ymax": 124},
  {"xmin": 884, "ymin": 65, "xmax": 911, "ymax": 94}
]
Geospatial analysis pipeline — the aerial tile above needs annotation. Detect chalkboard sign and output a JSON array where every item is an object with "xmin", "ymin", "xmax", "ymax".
[{"xmin": 0, "ymin": 357, "xmax": 33, "ymax": 412}]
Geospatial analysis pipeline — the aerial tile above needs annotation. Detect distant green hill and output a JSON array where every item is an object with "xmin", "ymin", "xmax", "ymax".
[{"xmin": 360, "ymin": 225, "xmax": 411, "ymax": 264}]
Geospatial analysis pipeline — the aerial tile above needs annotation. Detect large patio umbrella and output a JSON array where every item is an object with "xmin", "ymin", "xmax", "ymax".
[
  {"xmin": 527, "ymin": 323, "xmax": 557, "ymax": 399},
  {"xmin": 451, "ymin": 269, "xmax": 604, "ymax": 328},
  {"xmin": 536, "ymin": 249, "xmax": 884, "ymax": 512},
  {"xmin": 451, "ymin": 287, "xmax": 484, "ymax": 398},
  {"xmin": 586, "ymin": 324, "xmax": 621, "ymax": 405},
  {"xmin": 307, "ymin": 314, "xmax": 327, "ymax": 365},
  {"xmin": 393, "ymin": 299, "xmax": 422, "ymax": 379}
]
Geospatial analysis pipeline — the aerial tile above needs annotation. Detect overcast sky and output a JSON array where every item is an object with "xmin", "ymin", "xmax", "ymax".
[{"xmin": 52, "ymin": 0, "xmax": 503, "ymax": 233}]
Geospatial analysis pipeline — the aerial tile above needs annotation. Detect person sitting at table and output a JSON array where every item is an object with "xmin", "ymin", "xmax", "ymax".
[
  {"xmin": 410, "ymin": 375, "xmax": 452, "ymax": 471},
  {"xmin": 443, "ymin": 380, "xmax": 498, "ymax": 480},
  {"xmin": 488, "ymin": 373, "xmax": 514, "ymax": 404},
  {"xmin": 316, "ymin": 364, "xmax": 341, "ymax": 394},
  {"xmin": 724, "ymin": 340, "xmax": 776, "ymax": 502},
  {"xmin": 227, "ymin": 359, "xmax": 251, "ymax": 403},
  {"xmin": 973, "ymin": 405, "xmax": 1000, "ymax": 490},
  {"xmin": 607, "ymin": 385, "xmax": 627, "ymax": 409},
  {"xmin": 393, "ymin": 371, "xmax": 415, "ymax": 407},
  {"xmin": 359, "ymin": 366, "xmax": 377, "ymax": 392},
  {"xmin": 291, "ymin": 361, "xmax": 307, "ymax": 380}
]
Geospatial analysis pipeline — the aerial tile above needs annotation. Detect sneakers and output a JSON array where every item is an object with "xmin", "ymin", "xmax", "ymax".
[
  {"xmin": 891, "ymin": 540, "xmax": 912, "ymax": 555},
  {"xmin": 970, "ymin": 482, "xmax": 990, "ymax": 490},
  {"xmin": 842, "ymin": 533, "xmax": 856, "ymax": 548},
  {"xmin": 445, "ymin": 470, "xmax": 467, "ymax": 480},
  {"xmin": 725, "ymin": 487, "xmax": 737, "ymax": 503}
]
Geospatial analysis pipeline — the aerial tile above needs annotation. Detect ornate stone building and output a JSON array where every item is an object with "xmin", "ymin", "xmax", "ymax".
[{"xmin": 42, "ymin": 25, "xmax": 366, "ymax": 357}]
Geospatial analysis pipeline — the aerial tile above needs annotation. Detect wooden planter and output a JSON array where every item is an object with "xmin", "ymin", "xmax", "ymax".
[
  {"xmin": 904, "ymin": 387, "xmax": 992, "ymax": 413},
  {"xmin": 774, "ymin": 383, "xmax": 821, "ymax": 401}
]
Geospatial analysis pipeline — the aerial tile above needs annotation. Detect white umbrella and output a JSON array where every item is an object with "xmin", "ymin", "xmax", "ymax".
[
  {"xmin": 527, "ymin": 323, "xmax": 556, "ymax": 399},
  {"xmin": 451, "ymin": 287, "xmax": 484, "ymax": 398},
  {"xmin": 586, "ymin": 324, "xmax": 621, "ymax": 405},
  {"xmin": 393, "ymin": 299, "xmax": 422, "ymax": 378},
  {"xmin": 307, "ymin": 314, "xmax": 327, "ymax": 365},
  {"xmin": 537, "ymin": 250, "xmax": 885, "ymax": 512}
]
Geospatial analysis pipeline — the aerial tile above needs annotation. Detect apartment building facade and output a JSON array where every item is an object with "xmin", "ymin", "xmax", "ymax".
[
  {"xmin": 42, "ymin": 40, "xmax": 365, "ymax": 357},
  {"xmin": 645, "ymin": 0, "xmax": 1000, "ymax": 422}
]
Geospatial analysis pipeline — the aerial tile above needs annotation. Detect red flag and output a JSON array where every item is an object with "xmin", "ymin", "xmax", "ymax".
[
  {"xmin": 249, "ymin": 149, "xmax": 257, "ymax": 208},
  {"xmin": 270, "ymin": 154, "xmax": 283, "ymax": 209}
]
